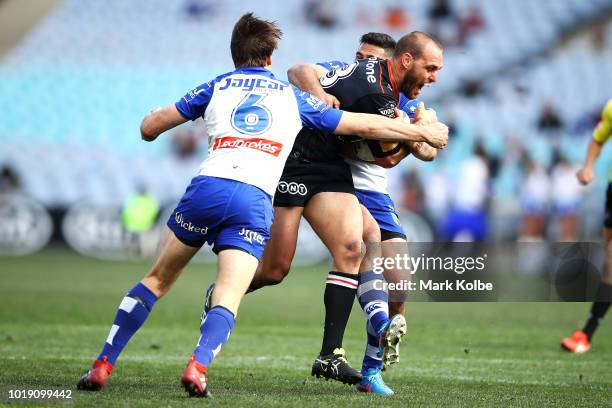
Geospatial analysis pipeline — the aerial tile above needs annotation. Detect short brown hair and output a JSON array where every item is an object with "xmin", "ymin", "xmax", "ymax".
[
  {"xmin": 393, "ymin": 31, "xmax": 442, "ymax": 59},
  {"xmin": 230, "ymin": 13, "xmax": 282, "ymax": 68}
]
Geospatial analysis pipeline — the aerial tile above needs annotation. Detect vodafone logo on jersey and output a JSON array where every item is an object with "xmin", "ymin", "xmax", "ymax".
[{"xmin": 212, "ymin": 136, "xmax": 283, "ymax": 157}]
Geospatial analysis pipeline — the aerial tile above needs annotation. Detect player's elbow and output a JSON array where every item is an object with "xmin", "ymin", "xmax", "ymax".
[
  {"xmin": 140, "ymin": 118, "xmax": 158, "ymax": 142},
  {"xmin": 286, "ymin": 65, "xmax": 299, "ymax": 81},
  {"xmin": 287, "ymin": 64, "xmax": 307, "ymax": 85}
]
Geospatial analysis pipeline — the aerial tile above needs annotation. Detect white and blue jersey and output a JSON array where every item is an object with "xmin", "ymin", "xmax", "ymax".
[
  {"xmin": 168, "ymin": 66, "xmax": 342, "ymax": 258},
  {"xmin": 317, "ymin": 59, "xmax": 417, "ymax": 239}
]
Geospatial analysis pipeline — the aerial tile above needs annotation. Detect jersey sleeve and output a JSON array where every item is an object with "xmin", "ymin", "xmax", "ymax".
[
  {"xmin": 292, "ymin": 86, "xmax": 343, "ymax": 133},
  {"xmin": 316, "ymin": 60, "xmax": 348, "ymax": 72},
  {"xmin": 593, "ymin": 99, "xmax": 612, "ymax": 144},
  {"xmin": 398, "ymin": 94, "xmax": 420, "ymax": 120},
  {"xmin": 175, "ymin": 81, "xmax": 215, "ymax": 121}
]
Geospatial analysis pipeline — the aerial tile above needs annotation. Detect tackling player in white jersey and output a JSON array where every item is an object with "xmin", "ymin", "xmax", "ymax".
[{"xmin": 75, "ymin": 13, "xmax": 448, "ymax": 398}]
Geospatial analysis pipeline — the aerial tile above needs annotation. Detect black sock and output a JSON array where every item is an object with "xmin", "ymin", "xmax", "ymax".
[
  {"xmin": 582, "ymin": 282, "xmax": 612, "ymax": 340},
  {"xmin": 320, "ymin": 271, "xmax": 358, "ymax": 356}
]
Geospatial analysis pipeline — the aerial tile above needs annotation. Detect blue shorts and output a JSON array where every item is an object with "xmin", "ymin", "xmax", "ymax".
[
  {"xmin": 167, "ymin": 176, "xmax": 273, "ymax": 260},
  {"xmin": 355, "ymin": 189, "xmax": 406, "ymax": 241}
]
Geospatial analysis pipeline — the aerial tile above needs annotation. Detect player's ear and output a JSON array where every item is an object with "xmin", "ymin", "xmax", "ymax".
[
  {"xmin": 265, "ymin": 55, "xmax": 273, "ymax": 67},
  {"xmin": 402, "ymin": 53, "xmax": 413, "ymax": 69}
]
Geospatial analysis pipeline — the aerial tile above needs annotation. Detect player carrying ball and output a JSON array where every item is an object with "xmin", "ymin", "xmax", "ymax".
[{"xmin": 75, "ymin": 13, "xmax": 448, "ymax": 397}]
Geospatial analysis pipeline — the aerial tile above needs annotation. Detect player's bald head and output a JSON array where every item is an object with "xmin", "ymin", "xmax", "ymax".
[
  {"xmin": 393, "ymin": 31, "xmax": 443, "ymax": 99},
  {"xmin": 393, "ymin": 31, "xmax": 442, "ymax": 60}
]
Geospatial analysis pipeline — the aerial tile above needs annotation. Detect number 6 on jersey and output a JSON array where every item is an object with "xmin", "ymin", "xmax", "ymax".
[{"xmin": 231, "ymin": 93, "xmax": 272, "ymax": 135}]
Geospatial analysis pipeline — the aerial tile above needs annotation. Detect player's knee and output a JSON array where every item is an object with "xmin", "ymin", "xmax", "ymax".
[
  {"xmin": 333, "ymin": 239, "xmax": 364, "ymax": 270},
  {"xmin": 265, "ymin": 266, "xmax": 290, "ymax": 285},
  {"xmin": 362, "ymin": 218, "xmax": 381, "ymax": 244},
  {"xmin": 143, "ymin": 266, "xmax": 174, "ymax": 297},
  {"xmin": 261, "ymin": 259, "xmax": 292, "ymax": 286},
  {"xmin": 363, "ymin": 224, "xmax": 381, "ymax": 244}
]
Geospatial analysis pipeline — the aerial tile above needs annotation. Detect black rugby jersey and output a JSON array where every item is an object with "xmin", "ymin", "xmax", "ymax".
[{"xmin": 290, "ymin": 57, "xmax": 400, "ymax": 162}]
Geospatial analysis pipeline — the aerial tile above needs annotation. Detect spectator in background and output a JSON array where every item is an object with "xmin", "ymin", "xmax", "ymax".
[
  {"xmin": 428, "ymin": 0, "xmax": 456, "ymax": 47},
  {"xmin": 519, "ymin": 155, "xmax": 550, "ymax": 240},
  {"xmin": 400, "ymin": 168, "xmax": 425, "ymax": 214},
  {"xmin": 384, "ymin": 6, "xmax": 409, "ymax": 32},
  {"xmin": 550, "ymin": 150, "xmax": 582, "ymax": 241},
  {"xmin": 183, "ymin": 0, "xmax": 217, "ymax": 20},
  {"xmin": 538, "ymin": 102, "xmax": 564, "ymax": 132},
  {"xmin": 461, "ymin": 77, "xmax": 485, "ymax": 98},
  {"xmin": 122, "ymin": 184, "xmax": 160, "ymax": 257},
  {"xmin": 591, "ymin": 25, "xmax": 607, "ymax": 53},
  {"xmin": 440, "ymin": 142, "xmax": 490, "ymax": 241},
  {"xmin": 0, "ymin": 164, "xmax": 20, "ymax": 195},
  {"xmin": 429, "ymin": 0, "xmax": 453, "ymax": 22},
  {"xmin": 457, "ymin": 5, "xmax": 485, "ymax": 46},
  {"xmin": 304, "ymin": 0, "xmax": 339, "ymax": 29},
  {"xmin": 423, "ymin": 168, "xmax": 450, "ymax": 227},
  {"xmin": 171, "ymin": 129, "xmax": 199, "ymax": 160}
]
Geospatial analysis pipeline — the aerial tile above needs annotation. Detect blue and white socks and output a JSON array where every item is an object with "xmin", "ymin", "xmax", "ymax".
[
  {"xmin": 194, "ymin": 306, "xmax": 235, "ymax": 367},
  {"xmin": 357, "ymin": 270, "xmax": 389, "ymax": 372},
  {"xmin": 98, "ymin": 282, "xmax": 158, "ymax": 365},
  {"xmin": 362, "ymin": 321, "xmax": 384, "ymax": 372},
  {"xmin": 357, "ymin": 270, "xmax": 389, "ymax": 335},
  {"xmin": 96, "ymin": 283, "xmax": 235, "ymax": 370}
]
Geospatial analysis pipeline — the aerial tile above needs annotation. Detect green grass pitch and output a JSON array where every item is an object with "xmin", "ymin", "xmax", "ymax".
[{"xmin": 1, "ymin": 248, "xmax": 611, "ymax": 407}]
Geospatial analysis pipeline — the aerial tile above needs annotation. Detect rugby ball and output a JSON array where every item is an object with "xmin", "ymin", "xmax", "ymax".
[{"xmin": 353, "ymin": 111, "xmax": 409, "ymax": 164}]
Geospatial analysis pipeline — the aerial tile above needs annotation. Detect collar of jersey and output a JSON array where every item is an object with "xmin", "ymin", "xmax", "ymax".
[
  {"xmin": 386, "ymin": 60, "xmax": 399, "ymax": 100},
  {"xmin": 233, "ymin": 66, "xmax": 276, "ymax": 78}
]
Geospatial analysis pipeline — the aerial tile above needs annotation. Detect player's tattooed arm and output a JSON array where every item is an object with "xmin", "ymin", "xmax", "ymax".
[
  {"xmin": 288, "ymin": 63, "xmax": 340, "ymax": 108},
  {"xmin": 140, "ymin": 105, "xmax": 187, "ymax": 142}
]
